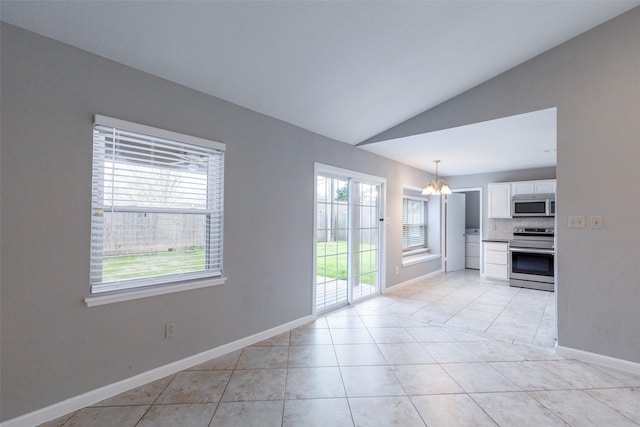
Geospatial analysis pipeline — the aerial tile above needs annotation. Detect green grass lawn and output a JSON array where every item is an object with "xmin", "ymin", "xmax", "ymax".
[
  {"xmin": 103, "ymin": 249, "xmax": 205, "ymax": 282},
  {"xmin": 102, "ymin": 242, "xmax": 378, "ymax": 285},
  {"xmin": 317, "ymin": 240, "xmax": 377, "ymax": 285}
]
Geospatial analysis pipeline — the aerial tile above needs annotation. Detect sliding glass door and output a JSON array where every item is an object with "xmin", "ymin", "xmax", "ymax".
[
  {"xmin": 350, "ymin": 181, "xmax": 381, "ymax": 301},
  {"xmin": 316, "ymin": 175, "xmax": 349, "ymax": 311},
  {"xmin": 315, "ymin": 166, "xmax": 384, "ymax": 313}
]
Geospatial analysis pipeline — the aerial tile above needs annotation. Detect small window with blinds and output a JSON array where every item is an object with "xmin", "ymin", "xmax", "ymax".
[
  {"xmin": 90, "ymin": 115, "xmax": 225, "ymax": 294},
  {"xmin": 402, "ymin": 197, "xmax": 427, "ymax": 252}
]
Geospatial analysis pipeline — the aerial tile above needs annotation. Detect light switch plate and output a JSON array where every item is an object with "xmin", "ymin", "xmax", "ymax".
[
  {"xmin": 568, "ymin": 215, "xmax": 585, "ymax": 228},
  {"xmin": 591, "ymin": 216, "xmax": 603, "ymax": 229}
]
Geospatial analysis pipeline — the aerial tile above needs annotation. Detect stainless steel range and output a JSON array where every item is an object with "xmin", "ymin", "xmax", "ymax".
[{"xmin": 509, "ymin": 227, "xmax": 555, "ymax": 292}]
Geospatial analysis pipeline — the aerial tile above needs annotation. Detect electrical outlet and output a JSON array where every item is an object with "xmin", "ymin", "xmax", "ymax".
[
  {"xmin": 395, "ymin": 266, "xmax": 399, "ymax": 274},
  {"xmin": 568, "ymin": 215, "xmax": 585, "ymax": 228},
  {"xmin": 165, "ymin": 322, "xmax": 176, "ymax": 338},
  {"xmin": 591, "ymin": 216, "xmax": 603, "ymax": 229}
]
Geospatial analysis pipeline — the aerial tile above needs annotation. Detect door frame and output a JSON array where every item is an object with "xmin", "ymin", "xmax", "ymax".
[
  {"xmin": 313, "ymin": 163, "xmax": 386, "ymax": 316},
  {"xmin": 447, "ymin": 187, "xmax": 483, "ymax": 272}
]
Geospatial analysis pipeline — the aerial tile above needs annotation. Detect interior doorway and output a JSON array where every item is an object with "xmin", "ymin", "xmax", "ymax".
[
  {"xmin": 450, "ymin": 188, "xmax": 482, "ymax": 272},
  {"xmin": 314, "ymin": 164, "xmax": 385, "ymax": 314}
]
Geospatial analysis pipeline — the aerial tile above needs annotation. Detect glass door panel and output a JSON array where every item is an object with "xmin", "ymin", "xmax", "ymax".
[
  {"xmin": 316, "ymin": 175, "xmax": 349, "ymax": 312},
  {"xmin": 350, "ymin": 181, "xmax": 380, "ymax": 301},
  {"xmin": 315, "ymin": 173, "xmax": 383, "ymax": 313}
]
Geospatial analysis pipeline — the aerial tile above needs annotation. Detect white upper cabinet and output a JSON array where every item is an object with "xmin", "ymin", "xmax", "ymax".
[
  {"xmin": 511, "ymin": 179, "xmax": 556, "ymax": 195},
  {"xmin": 489, "ymin": 179, "xmax": 556, "ymax": 218},
  {"xmin": 511, "ymin": 181, "xmax": 535, "ymax": 195},
  {"xmin": 534, "ymin": 179, "xmax": 556, "ymax": 193},
  {"xmin": 488, "ymin": 183, "xmax": 511, "ymax": 218}
]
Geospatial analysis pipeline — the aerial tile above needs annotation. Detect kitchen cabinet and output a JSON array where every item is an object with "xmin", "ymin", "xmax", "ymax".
[
  {"xmin": 487, "ymin": 183, "xmax": 511, "ymax": 218},
  {"xmin": 490, "ymin": 179, "xmax": 556, "ymax": 218},
  {"xmin": 484, "ymin": 241, "xmax": 509, "ymax": 280},
  {"xmin": 511, "ymin": 181, "xmax": 535, "ymax": 195},
  {"xmin": 535, "ymin": 179, "xmax": 556, "ymax": 193},
  {"xmin": 511, "ymin": 179, "xmax": 556, "ymax": 195}
]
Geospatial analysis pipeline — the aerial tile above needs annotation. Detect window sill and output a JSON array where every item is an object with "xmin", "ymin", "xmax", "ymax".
[
  {"xmin": 403, "ymin": 248, "xmax": 430, "ymax": 257},
  {"xmin": 402, "ymin": 253, "xmax": 441, "ymax": 267},
  {"xmin": 84, "ymin": 276, "xmax": 227, "ymax": 307}
]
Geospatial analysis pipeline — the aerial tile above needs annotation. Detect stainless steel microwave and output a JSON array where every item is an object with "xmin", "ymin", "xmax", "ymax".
[{"xmin": 512, "ymin": 193, "xmax": 555, "ymax": 217}]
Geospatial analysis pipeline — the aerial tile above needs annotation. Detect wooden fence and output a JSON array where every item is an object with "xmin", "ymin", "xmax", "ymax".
[{"xmin": 102, "ymin": 212, "xmax": 205, "ymax": 256}]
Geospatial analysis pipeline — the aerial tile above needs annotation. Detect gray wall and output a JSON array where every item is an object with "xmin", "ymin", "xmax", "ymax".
[
  {"xmin": 459, "ymin": 191, "xmax": 480, "ymax": 229},
  {"xmin": 368, "ymin": 8, "xmax": 640, "ymax": 363},
  {"xmin": 0, "ymin": 24, "xmax": 438, "ymax": 420}
]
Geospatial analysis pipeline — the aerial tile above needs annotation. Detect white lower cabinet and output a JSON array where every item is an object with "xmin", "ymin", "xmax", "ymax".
[{"xmin": 483, "ymin": 241, "xmax": 509, "ymax": 280}]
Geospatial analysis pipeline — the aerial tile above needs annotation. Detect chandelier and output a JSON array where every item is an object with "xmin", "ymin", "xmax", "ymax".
[{"xmin": 421, "ymin": 160, "xmax": 452, "ymax": 195}]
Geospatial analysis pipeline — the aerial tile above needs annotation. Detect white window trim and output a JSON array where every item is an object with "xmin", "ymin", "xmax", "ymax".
[
  {"xmin": 94, "ymin": 115, "xmax": 226, "ymax": 152},
  {"xmin": 89, "ymin": 114, "xmax": 225, "ymax": 300},
  {"xmin": 402, "ymin": 195, "xmax": 428, "ymax": 253},
  {"xmin": 84, "ymin": 276, "xmax": 227, "ymax": 307},
  {"xmin": 403, "ymin": 247, "xmax": 431, "ymax": 257},
  {"xmin": 402, "ymin": 253, "xmax": 441, "ymax": 267},
  {"xmin": 403, "ymin": 195, "xmax": 428, "ymax": 202}
]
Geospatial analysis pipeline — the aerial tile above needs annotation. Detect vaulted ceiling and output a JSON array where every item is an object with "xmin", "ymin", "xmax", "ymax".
[{"xmin": 2, "ymin": 1, "xmax": 638, "ymax": 175}]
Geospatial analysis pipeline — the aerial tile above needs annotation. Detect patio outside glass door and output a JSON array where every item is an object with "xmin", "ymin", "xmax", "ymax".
[{"xmin": 315, "ymin": 170, "xmax": 382, "ymax": 313}]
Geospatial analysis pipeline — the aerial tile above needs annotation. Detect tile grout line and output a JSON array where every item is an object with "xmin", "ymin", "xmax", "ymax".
[{"xmin": 58, "ymin": 271, "xmax": 640, "ymax": 426}]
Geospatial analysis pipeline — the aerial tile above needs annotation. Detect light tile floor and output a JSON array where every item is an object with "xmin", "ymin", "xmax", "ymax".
[{"xmin": 40, "ymin": 270, "xmax": 640, "ymax": 426}]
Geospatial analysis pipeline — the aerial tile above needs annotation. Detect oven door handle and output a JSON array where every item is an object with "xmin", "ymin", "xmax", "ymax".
[{"xmin": 509, "ymin": 247, "xmax": 555, "ymax": 255}]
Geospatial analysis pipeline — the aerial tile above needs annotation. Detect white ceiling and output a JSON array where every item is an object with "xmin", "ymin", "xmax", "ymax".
[
  {"xmin": 360, "ymin": 108, "xmax": 557, "ymax": 176},
  {"xmin": 2, "ymin": 1, "xmax": 638, "ymax": 175}
]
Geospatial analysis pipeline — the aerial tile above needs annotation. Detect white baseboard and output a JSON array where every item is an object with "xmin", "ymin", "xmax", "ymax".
[
  {"xmin": 556, "ymin": 345, "xmax": 640, "ymax": 375},
  {"xmin": 1, "ymin": 315, "xmax": 315, "ymax": 427},
  {"xmin": 383, "ymin": 269, "xmax": 442, "ymax": 294}
]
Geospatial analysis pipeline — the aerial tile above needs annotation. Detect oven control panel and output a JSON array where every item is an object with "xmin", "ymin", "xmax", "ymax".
[{"xmin": 513, "ymin": 227, "xmax": 554, "ymax": 235}]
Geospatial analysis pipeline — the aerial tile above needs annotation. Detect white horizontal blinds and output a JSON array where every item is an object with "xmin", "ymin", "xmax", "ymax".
[
  {"xmin": 91, "ymin": 118, "xmax": 224, "ymax": 294},
  {"xmin": 402, "ymin": 198, "xmax": 425, "ymax": 250}
]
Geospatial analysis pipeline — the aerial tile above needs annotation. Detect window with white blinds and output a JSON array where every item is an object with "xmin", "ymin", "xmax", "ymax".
[
  {"xmin": 90, "ymin": 115, "xmax": 225, "ymax": 294},
  {"xmin": 402, "ymin": 197, "xmax": 427, "ymax": 250}
]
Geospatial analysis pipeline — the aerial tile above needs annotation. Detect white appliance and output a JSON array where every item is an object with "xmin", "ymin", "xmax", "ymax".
[{"xmin": 465, "ymin": 228, "xmax": 480, "ymax": 270}]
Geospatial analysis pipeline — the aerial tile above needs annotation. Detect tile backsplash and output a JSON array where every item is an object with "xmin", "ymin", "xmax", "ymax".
[{"xmin": 487, "ymin": 217, "xmax": 555, "ymax": 240}]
